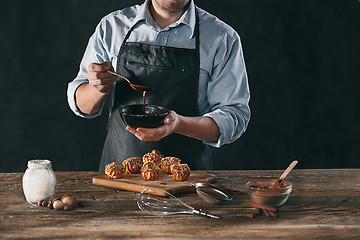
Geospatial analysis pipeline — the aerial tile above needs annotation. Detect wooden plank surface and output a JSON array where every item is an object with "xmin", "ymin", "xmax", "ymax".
[
  {"xmin": 1, "ymin": 169, "xmax": 360, "ymax": 239},
  {"xmin": 92, "ymin": 171, "xmax": 217, "ymax": 196}
]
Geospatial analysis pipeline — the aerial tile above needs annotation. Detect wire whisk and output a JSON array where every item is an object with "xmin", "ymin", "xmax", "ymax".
[{"xmin": 137, "ymin": 188, "xmax": 220, "ymax": 220}]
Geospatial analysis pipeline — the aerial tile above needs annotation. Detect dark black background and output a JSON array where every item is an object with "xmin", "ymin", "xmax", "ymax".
[{"xmin": 1, "ymin": 0, "xmax": 359, "ymax": 172}]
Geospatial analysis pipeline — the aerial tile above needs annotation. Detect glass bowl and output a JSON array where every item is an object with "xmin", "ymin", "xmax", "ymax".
[
  {"xmin": 245, "ymin": 179, "xmax": 292, "ymax": 207},
  {"xmin": 118, "ymin": 104, "xmax": 169, "ymax": 128}
]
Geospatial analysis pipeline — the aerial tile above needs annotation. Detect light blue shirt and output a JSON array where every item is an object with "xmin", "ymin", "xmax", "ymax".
[{"xmin": 67, "ymin": 0, "xmax": 250, "ymax": 148}]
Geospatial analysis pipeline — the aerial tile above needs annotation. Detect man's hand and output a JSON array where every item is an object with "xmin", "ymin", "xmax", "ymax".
[
  {"xmin": 86, "ymin": 62, "xmax": 117, "ymax": 93},
  {"xmin": 75, "ymin": 62, "xmax": 117, "ymax": 114},
  {"xmin": 126, "ymin": 110, "xmax": 220, "ymax": 142},
  {"xmin": 126, "ymin": 111, "xmax": 178, "ymax": 141}
]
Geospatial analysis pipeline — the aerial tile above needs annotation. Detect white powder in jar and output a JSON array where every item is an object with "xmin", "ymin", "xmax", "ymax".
[{"xmin": 22, "ymin": 160, "xmax": 56, "ymax": 204}]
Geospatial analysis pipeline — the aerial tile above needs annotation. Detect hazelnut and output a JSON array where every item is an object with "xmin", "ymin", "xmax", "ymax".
[
  {"xmin": 50, "ymin": 195, "xmax": 60, "ymax": 202},
  {"xmin": 61, "ymin": 194, "xmax": 72, "ymax": 202},
  {"xmin": 47, "ymin": 202, "xmax": 53, "ymax": 209},
  {"xmin": 53, "ymin": 200, "xmax": 64, "ymax": 210},
  {"xmin": 62, "ymin": 196, "xmax": 78, "ymax": 208},
  {"xmin": 38, "ymin": 200, "xmax": 44, "ymax": 206},
  {"xmin": 41, "ymin": 201, "xmax": 48, "ymax": 207},
  {"xmin": 63, "ymin": 205, "xmax": 72, "ymax": 211}
]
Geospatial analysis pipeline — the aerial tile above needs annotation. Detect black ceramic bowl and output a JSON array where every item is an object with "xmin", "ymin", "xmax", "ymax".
[{"xmin": 118, "ymin": 104, "xmax": 170, "ymax": 128}]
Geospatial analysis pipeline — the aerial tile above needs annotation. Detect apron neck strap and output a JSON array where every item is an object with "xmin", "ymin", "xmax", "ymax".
[{"xmin": 122, "ymin": 7, "xmax": 200, "ymax": 50}]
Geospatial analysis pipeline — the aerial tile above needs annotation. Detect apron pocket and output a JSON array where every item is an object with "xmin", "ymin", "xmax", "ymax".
[{"xmin": 127, "ymin": 61, "xmax": 185, "ymax": 72}]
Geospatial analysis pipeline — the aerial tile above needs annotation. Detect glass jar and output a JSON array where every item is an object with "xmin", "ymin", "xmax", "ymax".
[{"xmin": 22, "ymin": 159, "xmax": 56, "ymax": 204}]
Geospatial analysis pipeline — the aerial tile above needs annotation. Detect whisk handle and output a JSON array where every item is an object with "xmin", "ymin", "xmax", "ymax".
[{"xmin": 193, "ymin": 209, "xmax": 220, "ymax": 220}]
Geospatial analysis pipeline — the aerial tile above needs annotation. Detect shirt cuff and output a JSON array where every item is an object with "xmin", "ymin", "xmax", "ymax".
[
  {"xmin": 202, "ymin": 110, "xmax": 227, "ymax": 148},
  {"xmin": 67, "ymin": 79, "xmax": 104, "ymax": 119}
]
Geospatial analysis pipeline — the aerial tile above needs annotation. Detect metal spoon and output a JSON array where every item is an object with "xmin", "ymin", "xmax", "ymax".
[{"xmin": 107, "ymin": 70, "xmax": 154, "ymax": 92}]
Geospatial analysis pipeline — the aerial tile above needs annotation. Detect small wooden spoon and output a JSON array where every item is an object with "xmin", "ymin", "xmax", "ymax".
[
  {"xmin": 279, "ymin": 160, "xmax": 298, "ymax": 180},
  {"xmin": 274, "ymin": 160, "xmax": 298, "ymax": 188}
]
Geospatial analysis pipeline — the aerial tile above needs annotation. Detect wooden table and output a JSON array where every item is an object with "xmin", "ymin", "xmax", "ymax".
[{"xmin": 1, "ymin": 169, "xmax": 359, "ymax": 239}]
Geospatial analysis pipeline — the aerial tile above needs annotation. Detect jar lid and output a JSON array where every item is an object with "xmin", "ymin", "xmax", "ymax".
[{"xmin": 27, "ymin": 159, "xmax": 52, "ymax": 169}]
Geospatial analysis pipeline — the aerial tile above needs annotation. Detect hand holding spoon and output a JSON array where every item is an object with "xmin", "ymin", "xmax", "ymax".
[{"xmin": 107, "ymin": 71, "xmax": 154, "ymax": 92}]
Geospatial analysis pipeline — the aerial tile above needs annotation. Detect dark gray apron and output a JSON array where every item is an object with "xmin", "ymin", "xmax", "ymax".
[{"xmin": 99, "ymin": 8, "xmax": 211, "ymax": 171}]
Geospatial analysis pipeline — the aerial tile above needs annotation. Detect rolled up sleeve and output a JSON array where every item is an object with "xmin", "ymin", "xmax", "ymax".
[
  {"xmin": 67, "ymin": 19, "xmax": 113, "ymax": 119},
  {"xmin": 202, "ymin": 32, "xmax": 250, "ymax": 148},
  {"xmin": 67, "ymin": 78, "xmax": 106, "ymax": 119}
]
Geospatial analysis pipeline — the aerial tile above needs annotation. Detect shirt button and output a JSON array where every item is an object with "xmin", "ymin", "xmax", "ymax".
[
  {"xmin": 160, "ymin": 32, "xmax": 165, "ymax": 36},
  {"xmin": 174, "ymin": 30, "xmax": 178, "ymax": 34}
]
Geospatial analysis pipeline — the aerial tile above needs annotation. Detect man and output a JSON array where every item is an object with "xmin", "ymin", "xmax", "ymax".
[{"xmin": 67, "ymin": 0, "xmax": 250, "ymax": 170}]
